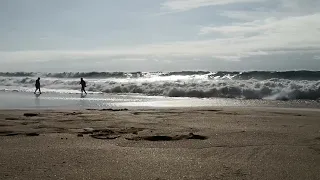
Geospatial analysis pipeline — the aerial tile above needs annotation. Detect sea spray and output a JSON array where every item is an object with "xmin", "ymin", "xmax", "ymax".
[{"xmin": 0, "ymin": 71, "xmax": 319, "ymax": 100}]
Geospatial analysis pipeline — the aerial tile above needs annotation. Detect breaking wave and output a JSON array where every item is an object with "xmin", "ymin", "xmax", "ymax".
[
  {"xmin": 1, "ymin": 70, "xmax": 320, "ymax": 80},
  {"xmin": 0, "ymin": 71, "xmax": 319, "ymax": 100}
]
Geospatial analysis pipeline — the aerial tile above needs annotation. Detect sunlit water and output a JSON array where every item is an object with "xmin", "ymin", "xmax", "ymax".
[
  {"xmin": 1, "ymin": 70, "xmax": 320, "ymax": 101},
  {"xmin": 0, "ymin": 91, "xmax": 319, "ymax": 110}
]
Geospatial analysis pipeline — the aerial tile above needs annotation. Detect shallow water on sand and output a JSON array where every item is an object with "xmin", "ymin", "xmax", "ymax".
[{"xmin": 0, "ymin": 91, "xmax": 319, "ymax": 109}]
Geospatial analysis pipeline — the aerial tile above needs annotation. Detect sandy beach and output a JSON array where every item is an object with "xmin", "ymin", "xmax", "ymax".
[
  {"xmin": 2, "ymin": 0, "xmax": 320, "ymax": 179},
  {"xmin": 0, "ymin": 107, "xmax": 319, "ymax": 180}
]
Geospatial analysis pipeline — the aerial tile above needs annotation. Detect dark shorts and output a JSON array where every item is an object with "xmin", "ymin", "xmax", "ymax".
[{"xmin": 35, "ymin": 86, "xmax": 40, "ymax": 89}]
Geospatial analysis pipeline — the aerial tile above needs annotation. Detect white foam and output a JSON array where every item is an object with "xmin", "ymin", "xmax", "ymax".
[{"xmin": 0, "ymin": 74, "xmax": 319, "ymax": 100}]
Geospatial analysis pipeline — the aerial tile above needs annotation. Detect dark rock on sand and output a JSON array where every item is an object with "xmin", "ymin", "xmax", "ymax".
[
  {"xmin": 24, "ymin": 113, "xmax": 38, "ymax": 117},
  {"xmin": 5, "ymin": 117, "xmax": 20, "ymax": 120},
  {"xmin": 26, "ymin": 132, "xmax": 40, "ymax": 136},
  {"xmin": 99, "ymin": 108, "xmax": 129, "ymax": 112},
  {"xmin": 6, "ymin": 132, "xmax": 20, "ymax": 136},
  {"xmin": 126, "ymin": 133, "xmax": 208, "ymax": 141},
  {"xmin": 187, "ymin": 133, "xmax": 208, "ymax": 140},
  {"xmin": 65, "ymin": 112, "xmax": 82, "ymax": 116},
  {"xmin": 90, "ymin": 134, "xmax": 120, "ymax": 140}
]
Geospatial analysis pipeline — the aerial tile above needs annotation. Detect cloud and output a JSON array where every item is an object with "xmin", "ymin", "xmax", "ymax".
[
  {"xmin": 219, "ymin": 0, "xmax": 320, "ymax": 20},
  {"xmin": 280, "ymin": 0, "xmax": 320, "ymax": 14},
  {"xmin": 161, "ymin": 0, "xmax": 263, "ymax": 12},
  {"xmin": 1, "ymin": 0, "xmax": 320, "ymax": 72},
  {"xmin": 218, "ymin": 11, "xmax": 269, "ymax": 21},
  {"xmin": 2, "ymin": 11, "xmax": 320, "ymax": 64},
  {"xmin": 197, "ymin": 10, "xmax": 320, "ymax": 61},
  {"xmin": 200, "ymin": 14, "xmax": 320, "ymax": 36},
  {"xmin": 214, "ymin": 51, "xmax": 269, "ymax": 61},
  {"xmin": 2, "ymin": 30, "xmax": 320, "ymax": 64}
]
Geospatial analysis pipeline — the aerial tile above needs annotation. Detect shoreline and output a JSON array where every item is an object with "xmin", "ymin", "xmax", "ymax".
[
  {"xmin": 0, "ymin": 91, "xmax": 320, "ymax": 110},
  {"xmin": 1, "ymin": 105, "xmax": 320, "ymax": 112},
  {"xmin": 1, "ymin": 107, "xmax": 320, "ymax": 179}
]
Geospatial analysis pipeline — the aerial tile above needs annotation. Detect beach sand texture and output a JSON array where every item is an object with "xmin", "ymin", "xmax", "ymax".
[{"xmin": 0, "ymin": 107, "xmax": 320, "ymax": 180}]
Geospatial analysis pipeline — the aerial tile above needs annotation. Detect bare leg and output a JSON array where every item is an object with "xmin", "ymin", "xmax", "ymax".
[{"xmin": 81, "ymin": 87, "xmax": 87, "ymax": 94}]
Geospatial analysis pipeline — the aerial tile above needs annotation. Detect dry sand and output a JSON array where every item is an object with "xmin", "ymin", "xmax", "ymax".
[{"xmin": 0, "ymin": 107, "xmax": 319, "ymax": 180}]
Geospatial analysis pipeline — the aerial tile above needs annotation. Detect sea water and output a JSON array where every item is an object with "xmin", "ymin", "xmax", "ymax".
[{"xmin": 0, "ymin": 71, "xmax": 319, "ymax": 109}]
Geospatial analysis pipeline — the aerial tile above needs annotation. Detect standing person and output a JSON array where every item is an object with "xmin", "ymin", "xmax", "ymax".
[
  {"xmin": 34, "ymin": 77, "xmax": 41, "ymax": 94},
  {"xmin": 80, "ymin": 78, "xmax": 87, "ymax": 94}
]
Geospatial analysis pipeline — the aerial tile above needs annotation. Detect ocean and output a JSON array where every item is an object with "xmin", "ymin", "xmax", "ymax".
[{"xmin": 0, "ymin": 70, "xmax": 319, "ymax": 109}]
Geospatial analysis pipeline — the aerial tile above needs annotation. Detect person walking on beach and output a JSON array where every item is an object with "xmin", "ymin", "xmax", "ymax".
[
  {"xmin": 34, "ymin": 77, "xmax": 41, "ymax": 94},
  {"xmin": 80, "ymin": 78, "xmax": 87, "ymax": 94}
]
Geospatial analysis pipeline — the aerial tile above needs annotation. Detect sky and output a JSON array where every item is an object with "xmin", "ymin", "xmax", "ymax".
[{"xmin": 0, "ymin": 0, "xmax": 320, "ymax": 72}]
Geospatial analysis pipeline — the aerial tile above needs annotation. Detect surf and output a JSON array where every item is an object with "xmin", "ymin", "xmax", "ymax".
[{"xmin": 0, "ymin": 71, "xmax": 319, "ymax": 100}]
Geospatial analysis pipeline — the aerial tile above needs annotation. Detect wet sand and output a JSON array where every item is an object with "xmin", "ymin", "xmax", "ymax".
[{"xmin": 0, "ymin": 107, "xmax": 320, "ymax": 180}]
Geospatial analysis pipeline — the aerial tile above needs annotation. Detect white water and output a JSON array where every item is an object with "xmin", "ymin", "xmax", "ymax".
[{"xmin": 0, "ymin": 73, "xmax": 319, "ymax": 100}]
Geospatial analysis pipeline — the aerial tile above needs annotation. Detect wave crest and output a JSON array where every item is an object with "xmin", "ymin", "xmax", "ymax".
[
  {"xmin": 1, "ymin": 71, "xmax": 320, "ymax": 100},
  {"xmin": 1, "ymin": 70, "xmax": 320, "ymax": 80}
]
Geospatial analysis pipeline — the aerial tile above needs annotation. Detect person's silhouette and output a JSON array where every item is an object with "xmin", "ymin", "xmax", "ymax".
[
  {"xmin": 34, "ymin": 77, "xmax": 41, "ymax": 94},
  {"xmin": 80, "ymin": 78, "xmax": 87, "ymax": 94}
]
